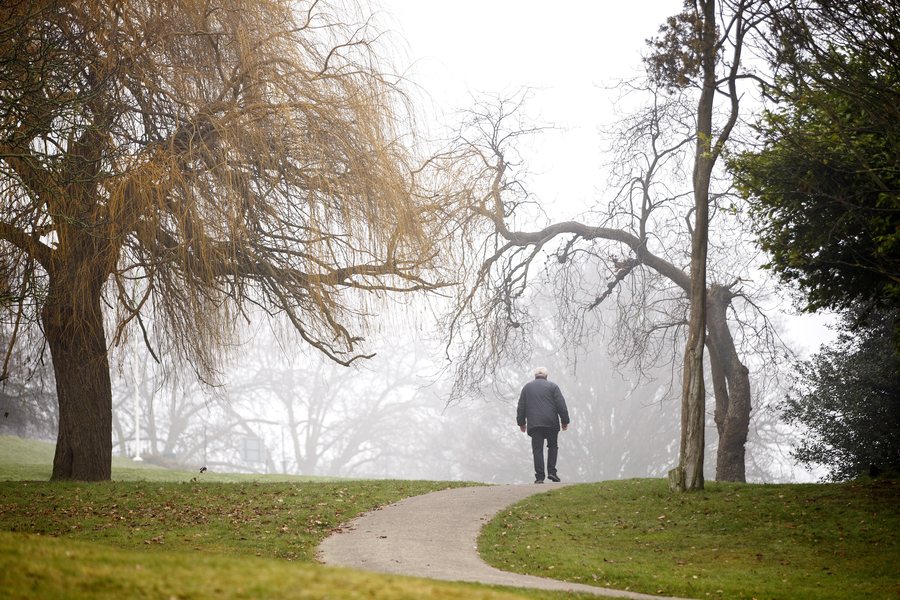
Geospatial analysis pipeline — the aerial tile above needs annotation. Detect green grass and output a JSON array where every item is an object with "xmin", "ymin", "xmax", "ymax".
[
  {"xmin": 0, "ymin": 531, "xmax": 546, "ymax": 600},
  {"xmin": 7, "ymin": 435, "xmax": 900, "ymax": 599},
  {"xmin": 0, "ymin": 476, "xmax": 476, "ymax": 562},
  {"xmin": 0, "ymin": 434, "xmax": 58, "ymax": 464},
  {"xmin": 0, "ymin": 435, "xmax": 599, "ymax": 600},
  {"xmin": 479, "ymin": 478, "xmax": 900, "ymax": 599},
  {"xmin": 0, "ymin": 434, "xmax": 340, "ymax": 482}
]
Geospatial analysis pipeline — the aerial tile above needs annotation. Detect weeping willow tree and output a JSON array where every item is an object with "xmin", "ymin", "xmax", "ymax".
[{"xmin": 0, "ymin": 0, "xmax": 449, "ymax": 481}]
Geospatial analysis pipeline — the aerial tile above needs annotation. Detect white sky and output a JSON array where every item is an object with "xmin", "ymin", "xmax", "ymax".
[
  {"xmin": 379, "ymin": 0, "xmax": 677, "ymax": 210},
  {"xmin": 377, "ymin": 0, "xmax": 837, "ymax": 356}
]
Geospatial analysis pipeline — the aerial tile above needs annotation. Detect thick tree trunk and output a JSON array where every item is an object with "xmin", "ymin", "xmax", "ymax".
[
  {"xmin": 671, "ymin": 0, "xmax": 718, "ymax": 493},
  {"xmin": 707, "ymin": 286, "xmax": 751, "ymax": 482},
  {"xmin": 674, "ymin": 337, "xmax": 706, "ymax": 492},
  {"xmin": 43, "ymin": 276, "xmax": 113, "ymax": 482},
  {"xmin": 671, "ymin": 215, "xmax": 709, "ymax": 493}
]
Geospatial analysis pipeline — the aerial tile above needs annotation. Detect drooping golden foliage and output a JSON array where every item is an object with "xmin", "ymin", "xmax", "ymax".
[
  {"xmin": 1, "ymin": 0, "xmax": 447, "ymax": 373},
  {"xmin": 0, "ymin": 0, "xmax": 451, "ymax": 479}
]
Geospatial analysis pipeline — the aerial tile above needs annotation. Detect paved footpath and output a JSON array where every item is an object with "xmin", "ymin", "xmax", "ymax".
[{"xmin": 317, "ymin": 484, "xmax": 692, "ymax": 599}]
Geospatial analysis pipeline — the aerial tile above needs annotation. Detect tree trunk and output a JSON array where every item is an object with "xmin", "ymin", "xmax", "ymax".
[
  {"xmin": 674, "ymin": 334, "xmax": 706, "ymax": 492},
  {"xmin": 145, "ymin": 374, "xmax": 160, "ymax": 455},
  {"xmin": 671, "ymin": 0, "xmax": 718, "ymax": 493},
  {"xmin": 43, "ymin": 276, "xmax": 113, "ymax": 482},
  {"xmin": 707, "ymin": 286, "xmax": 751, "ymax": 482}
]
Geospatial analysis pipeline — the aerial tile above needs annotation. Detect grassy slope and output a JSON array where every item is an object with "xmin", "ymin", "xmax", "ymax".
[
  {"xmin": 0, "ymin": 436, "xmax": 590, "ymax": 600},
  {"xmin": 479, "ymin": 478, "xmax": 900, "ymax": 600},
  {"xmin": 6, "ymin": 435, "xmax": 899, "ymax": 599},
  {"xmin": 0, "ymin": 435, "xmax": 339, "ymax": 482},
  {"xmin": 0, "ymin": 434, "xmax": 58, "ymax": 464},
  {"xmin": 0, "ymin": 434, "xmax": 469, "ymax": 563},
  {"xmin": 0, "ymin": 478, "xmax": 473, "ymax": 561},
  {"xmin": 0, "ymin": 531, "xmax": 542, "ymax": 600}
]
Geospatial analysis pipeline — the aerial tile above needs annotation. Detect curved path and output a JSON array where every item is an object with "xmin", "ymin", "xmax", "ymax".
[{"xmin": 317, "ymin": 484, "xmax": 690, "ymax": 599}]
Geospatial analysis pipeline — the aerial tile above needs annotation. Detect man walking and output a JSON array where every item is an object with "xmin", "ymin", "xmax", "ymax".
[{"xmin": 517, "ymin": 366, "xmax": 570, "ymax": 483}]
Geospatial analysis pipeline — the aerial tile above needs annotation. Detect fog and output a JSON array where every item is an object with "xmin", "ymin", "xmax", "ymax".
[
  {"xmin": 0, "ymin": 1, "xmax": 820, "ymax": 485},
  {"xmin": 1, "ymin": 296, "xmax": 812, "ymax": 484}
]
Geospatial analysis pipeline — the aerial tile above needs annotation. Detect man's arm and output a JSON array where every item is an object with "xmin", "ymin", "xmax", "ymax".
[
  {"xmin": 553, "ymin": 383, "xmax": 570, "ymax": 428},
  {"xmin": 517, "ymin": 387, "xmax": 527, "ymax": 432}
]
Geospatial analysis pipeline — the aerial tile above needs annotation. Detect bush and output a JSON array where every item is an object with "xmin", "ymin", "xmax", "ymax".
[{"xmin": 782, "ymin": 306, "xmax": 900, "ymax": 481}]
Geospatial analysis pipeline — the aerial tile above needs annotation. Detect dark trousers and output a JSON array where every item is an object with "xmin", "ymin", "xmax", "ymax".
[{"xmin": 528, "ymin": 426, "xmax": 558, "ymax": 482}]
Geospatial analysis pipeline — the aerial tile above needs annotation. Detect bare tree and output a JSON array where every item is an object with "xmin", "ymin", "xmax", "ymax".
[
  {"xmin": 643, "ymin": 0, "xmax": 759, "ymax": 491},
  {"xmin": 107, "ymin": 324, "xmax": 444, "ymax": 477},
  {"xmin": 0, "ymin": 0, "xmax": 453, "ymax": 480},
  {"xmin": 0, "ymin": 329, "xmax": 57, "ymax": 442},
  {"xmin": 223, "ymin": 332, "xmax": 438, "ymax": 477},
  {"xmin": 109, "ymin": 352, "xmax": 211, "ymax": 466},
  {"xmin": 438, "ymin": 0, "xmax": 780, "ymax": 490}
]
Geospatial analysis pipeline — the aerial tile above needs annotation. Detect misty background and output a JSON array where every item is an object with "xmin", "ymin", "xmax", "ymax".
[
  {"xmin": 0, "ymin": 286, "xmax": 811, "ymax": 484},
  {"xmin": 0, "ymin": 0, "xmax": 829, "ymax": 485}
]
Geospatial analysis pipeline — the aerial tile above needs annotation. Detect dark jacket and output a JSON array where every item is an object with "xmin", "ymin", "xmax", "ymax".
[{"xmin": 517, "ymin": 376, "xmax": 569, "ymax": 432}]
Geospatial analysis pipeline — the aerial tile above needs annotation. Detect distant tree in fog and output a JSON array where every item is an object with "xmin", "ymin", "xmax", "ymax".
[
  {"xmin": 223, "ymin": 335, "xmax": 437, "ymax": 477},
  {"xmin": 110, "ymin": 353, "xmax": 214, "ymax": 468},
  {"xmin": 106, "ymin": 328, "xmax": 442, "ymax": 477},
  {"xmin": 0, "ymin": 337, "xmax": 56, "ymax": 442}
]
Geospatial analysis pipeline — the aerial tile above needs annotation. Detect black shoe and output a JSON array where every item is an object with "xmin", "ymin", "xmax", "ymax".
[
  {"xmin": 534, "ymin": 480, "xmax": 544, "ymax": 484},
  {"xmin": 548, "ymin": 474, "xmax": 561, "ymax": 482}
]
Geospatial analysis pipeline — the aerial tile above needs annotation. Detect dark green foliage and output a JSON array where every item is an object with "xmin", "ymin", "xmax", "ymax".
[
  {"xmin": 731, "ymin": 78, "xmax": 900, "ymax": 313},
  {"xmin": 781, "ymin": 307, "xmax": 900, "ymax": 481},
  {"xmin": 730, "ymin": 0, "xmax": 900, "ymax": 314},
  {"xmin": 643, "ymin": 7, "xmax": 707, "ymax": 92}
]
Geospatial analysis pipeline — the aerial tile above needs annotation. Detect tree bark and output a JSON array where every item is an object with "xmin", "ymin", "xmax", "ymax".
[
  {"xmin": 707, "ymin": 285, "xmax": 751, "ymax": 482},
  {"xmin": 671, "ymin": 0, "xmax": 718, "ymax": 493},
  {"xmin": 43, "ymin": 274, "xmax": 113, "ymax": 482}
]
